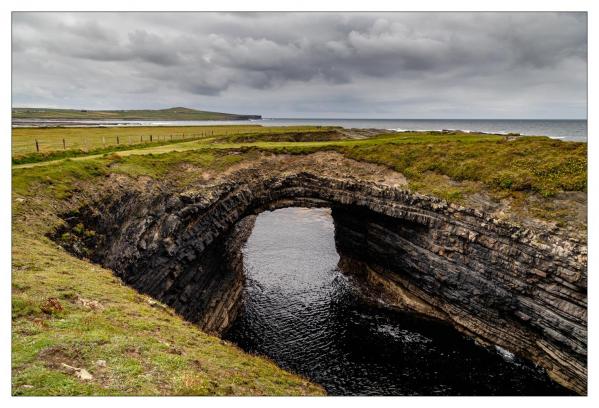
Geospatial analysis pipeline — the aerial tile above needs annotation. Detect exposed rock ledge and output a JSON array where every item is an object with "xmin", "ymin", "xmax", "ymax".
[{"xmin": 54, "ymin": 153, "xmax": 587, "ymax": 394}]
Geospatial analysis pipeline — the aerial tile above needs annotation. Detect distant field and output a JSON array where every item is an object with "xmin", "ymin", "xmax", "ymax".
[
  {"xmin": 11, "ymin": 125, "xmax": 335, "ymax": 157},
  {"xmin": 12, "ymin": 106, "xmax": 261, "ymax": 121}
]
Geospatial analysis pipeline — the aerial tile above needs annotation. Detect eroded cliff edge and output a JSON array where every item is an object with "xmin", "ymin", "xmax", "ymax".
[{"xmin": 54, "ymin": 152, "xmax": 587, "ymax": 394}]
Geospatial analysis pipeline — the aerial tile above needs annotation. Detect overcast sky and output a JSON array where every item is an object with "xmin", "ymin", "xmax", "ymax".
[{"xmin": 12, "ymin": 12, "xmax": 587, "ymax": 119}]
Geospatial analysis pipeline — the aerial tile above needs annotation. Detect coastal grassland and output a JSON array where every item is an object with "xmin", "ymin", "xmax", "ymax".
[
  {"xmin": 222, "ymin": 133, "xmax": 586, "ymax": 197},
  {"xmin": 12, "ymin": 125, "xmax": 339, "ymax": 158},
  {"xmin": 12, "ymin": 152, "xmax": 324, "ymax": 396},
  {"xmin": 210, "ymin": 128, "xmax": 347, "ymax": 144},
  {"xmin": 243, "ymin": 134, "xmax": 586, "ymax": 228},
  {"xmin": 12, "ymin": 125, "xmax": 257, "ymax": 157},
  {"xmin": 12, "ymin": 130, "xmax": 503, "ymax": 168},
  {"xmin": 343, "ymin": 136, "xmax": 587, "ymax": 198},
  {"xmin": 13, "ymin": 129, "xmax": 587, "ymax": 222}
]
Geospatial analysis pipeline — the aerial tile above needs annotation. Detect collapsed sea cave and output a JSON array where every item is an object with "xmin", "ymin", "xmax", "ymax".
[{"xmin": 52, "ymin": 162, "xmax": 587, "ymax": 395}]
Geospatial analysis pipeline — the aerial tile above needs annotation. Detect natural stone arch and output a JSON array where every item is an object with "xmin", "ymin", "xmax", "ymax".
[{"xmin": 54, "ymin": 168, "xmax": 587, "ymax": 394}]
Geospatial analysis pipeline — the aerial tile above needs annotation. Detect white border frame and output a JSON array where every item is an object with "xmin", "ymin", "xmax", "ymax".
[{"xmin": 2, "ymin": 2, "xmax": 595, "ymax": 408}]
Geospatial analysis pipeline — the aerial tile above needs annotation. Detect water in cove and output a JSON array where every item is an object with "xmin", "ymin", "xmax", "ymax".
[{"xmin": 223, "ymin": 207, "xmax": 571, "ymax": 396}]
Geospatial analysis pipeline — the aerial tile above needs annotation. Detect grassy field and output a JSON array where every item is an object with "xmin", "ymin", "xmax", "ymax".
[
  {"xmin": 12, "ymin": 106, "xmax": 261, "ymax": 121},
  {"xmin": 13, "ymin": 126, "xmax": 587, "ymax": 208},
  {"xmin": 11, "ymin": 125, "xmax": 340, "ymax": 158},
  {"xmin": 13, "ymin": 126, "xmax": 587, "ymax": 223},
  {"xmin": 12, "ymin": 126, "xmax": 587, "ymax": 395}
]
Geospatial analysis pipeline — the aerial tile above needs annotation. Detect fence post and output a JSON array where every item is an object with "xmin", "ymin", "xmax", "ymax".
[
  {"xmin": 140, "ymin": 135, "xmax": 143, "ymax": 143},
  {"xmin": 117, "ymin": 135, "xmax": 120, "ymax": 145},
  {"xmin": 128, "ymin": 135, "xmax": 131, "ymax": 144},
  {"xmin": 63, "ymin": 138, "xmax": 66, "ymax": 150},
  {"xmin": 102, "ymin": 136, "xmax": 106, "ymax": 147},
  {"xmin": 35, "ymin": 139, "xmax": 39, "ymax": 153},
  {"xmin": 150, "ymin": 134, "xmax": 153, "ymax": 142},
  {"xmin": 170, "ymin": 134, "xmax": 173, "ymax": 141}
]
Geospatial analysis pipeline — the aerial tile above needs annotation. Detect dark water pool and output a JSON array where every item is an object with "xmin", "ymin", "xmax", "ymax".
[{"xmin": 223, "ymin": 207, "xmax": 571, "ymax": 396}]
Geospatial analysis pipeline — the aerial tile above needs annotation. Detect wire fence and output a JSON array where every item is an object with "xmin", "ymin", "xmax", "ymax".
[
  {"xmin": 20, "ymin": 131, "xmax": 221, "ymax": 155},
  {"xmin": 13, "ymin": 125, "xmax": 321, "ymax": 156}
]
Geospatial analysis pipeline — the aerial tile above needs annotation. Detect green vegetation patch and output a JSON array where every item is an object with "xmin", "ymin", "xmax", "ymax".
[
  {"xmin": 212, "ymin": 128, "xmax": 344, "ymax": 144},
  {"xmin": 250, "ymin": 134, "xmax": 587, "ymax": 198},
  {"xmin": 340, "ymin": 136, "xmax": 587, "ymax": 197},
  {"xmin": 12, "ymin": 125, "xmax": 334, "ymax": 157},
  {"xmin": 12, "ymin": 234, "xmax": 323, "ymax": 396}
]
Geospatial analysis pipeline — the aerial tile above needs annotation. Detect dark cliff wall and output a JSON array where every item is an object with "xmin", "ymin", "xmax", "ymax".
[
  {"xmin": 331, "ymin": 205, "xmax": 586, "ymax": 394},
  {"xmin": 55, "ymin": 171, "xmax": 587, "ymax": 394}
]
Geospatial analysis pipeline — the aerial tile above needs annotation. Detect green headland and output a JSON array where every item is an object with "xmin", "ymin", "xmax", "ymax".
[{"xmin": 12, "ymin": 106, "xmax": 261, "ymax": 121}]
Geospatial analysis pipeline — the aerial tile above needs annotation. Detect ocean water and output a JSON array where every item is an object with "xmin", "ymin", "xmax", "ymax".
[
  {"xmin": 260, "ymin": 118, "xmax": 587, "ymax": 141},
  {"xmin": 13, "ymin": 118, "xmax": 587, "ymax": 142},
  {"xmin": 223, "ymin": 207, "xmax": 572, "ymax": 396}
]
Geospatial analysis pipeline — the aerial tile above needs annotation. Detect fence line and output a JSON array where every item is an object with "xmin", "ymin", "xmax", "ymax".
[{"xmin": 26, "ymin": 131, "xmax": 222, "ymax": 154}]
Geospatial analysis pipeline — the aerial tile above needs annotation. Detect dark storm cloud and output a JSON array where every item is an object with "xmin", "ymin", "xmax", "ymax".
[{"xmin": 11, "ymin": 12, "xmax": 587, "ymax": 118}]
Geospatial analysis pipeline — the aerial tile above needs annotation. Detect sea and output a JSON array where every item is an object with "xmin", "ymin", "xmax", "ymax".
[
  {"xmin": 223, "ymin": 207, "xmax": 572, "ymax": 395},
  {"xmin": 12, "ymin": 118, "xmax": 587, "ymax": 142}
]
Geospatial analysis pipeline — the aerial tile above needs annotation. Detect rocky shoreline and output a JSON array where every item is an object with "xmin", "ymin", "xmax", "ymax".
[{"xmin": 54, "ymin": 153, "xmax": 587, "ymax": 394}]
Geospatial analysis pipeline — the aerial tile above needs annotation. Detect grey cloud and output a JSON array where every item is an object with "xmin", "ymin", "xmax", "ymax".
[{"xmin": 11, "ymin": 12, "xmax": 587, "ymax": 118}]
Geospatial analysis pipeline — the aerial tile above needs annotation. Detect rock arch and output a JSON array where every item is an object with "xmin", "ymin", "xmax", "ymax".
[{"xmin": 55, "ymin": 168, "xmax": 587, "ymax": 394}]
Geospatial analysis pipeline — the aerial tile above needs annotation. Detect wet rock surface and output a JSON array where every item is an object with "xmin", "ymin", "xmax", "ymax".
[{"xmin": 54, "ymin": 153, "xmax": 587, "ymax": 394}]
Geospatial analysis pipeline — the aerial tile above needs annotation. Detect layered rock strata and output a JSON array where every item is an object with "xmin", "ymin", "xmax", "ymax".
[{"xmin": 55, "ymin": 161, "xmax": 587, "ymax": 394}]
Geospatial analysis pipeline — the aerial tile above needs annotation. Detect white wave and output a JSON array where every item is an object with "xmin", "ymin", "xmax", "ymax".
[
  {"xmin": 376, "ymin": 324, "xmax": 432, "ymax": 344},
  {"xmin": 388, "ymin": 128, "xmax": 444, "ymax": 132},
  {"xmin": 495, "ymin": 345, "xmax": 515, "ymax": 362}
]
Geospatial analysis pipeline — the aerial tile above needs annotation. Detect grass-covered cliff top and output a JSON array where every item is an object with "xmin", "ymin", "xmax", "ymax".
[
  {"xmin": 12, "ymin": 106, "xmax": 261, "ymax": 121},
  {"xmin": 13, "ymin": 126, "xmax": 587, "ymax": 216},
  {"xmin": 12, "ymin": 125, "xmax": 586, "ymax": 395}
]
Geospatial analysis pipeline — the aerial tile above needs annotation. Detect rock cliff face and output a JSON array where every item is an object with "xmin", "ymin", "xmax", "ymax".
[{"xmin": 54, "ymin": 156, "xmax": 587, "ymax": 394}]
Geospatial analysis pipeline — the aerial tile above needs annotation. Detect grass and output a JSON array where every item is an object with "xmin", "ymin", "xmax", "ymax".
[
  {"xmin": 11, "ymin": 125, "xmax": 336, "ymax": 157},
  {"xmin": 12, "ymin": 126, "xmax": 587, "ymax": 395},
  {"xmin": 12, "ymin": 125, "xmax": 250, "ymax": 156},
  {"xmin": 337, "ymin": 136, "xmax": 587, "ymax": 198},
  {"xmin": 211, "ymin": 128, "xmax": 345, "ymax": 144},
  {"xmin": 223, "ymin": 133, "xmax": 586, "ymax": 198},
  {"xmin": 12, "ymin": 233, "xmax": 323, "ymax": 395},
  {"xmin": 13, "ymin": 128, "xmax": 587, "ymax": 219}
]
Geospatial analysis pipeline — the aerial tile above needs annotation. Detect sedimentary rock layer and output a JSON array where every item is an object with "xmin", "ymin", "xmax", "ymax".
[{"xmin": 55, "ymin": 159, "xmax": 587, "ymax": 394}]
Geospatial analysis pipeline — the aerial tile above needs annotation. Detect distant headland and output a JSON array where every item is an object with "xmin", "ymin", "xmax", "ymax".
[{"xmin": 11, "ymin": 106, "xmax": 262, "ymax": 121}]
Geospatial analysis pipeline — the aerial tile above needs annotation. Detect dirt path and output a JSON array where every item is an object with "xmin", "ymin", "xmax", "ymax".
[{"xmin": 12, "ymin": 139, "xmax": 209, "ymax": 169}]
